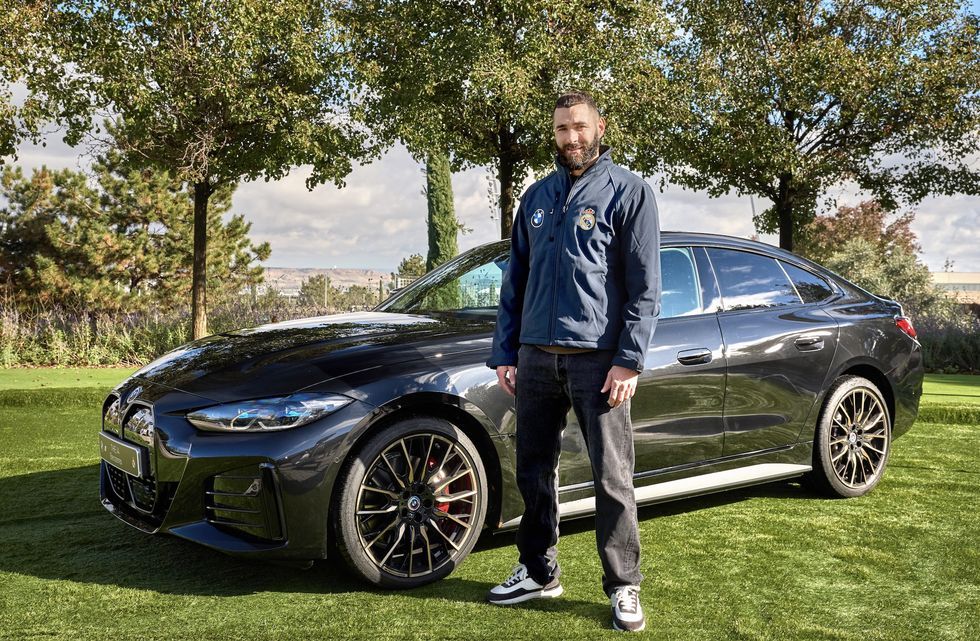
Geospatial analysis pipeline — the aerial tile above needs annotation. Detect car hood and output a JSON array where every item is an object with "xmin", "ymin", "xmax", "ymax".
[{"xmin": 126, "ymin": 311, "xmax": 490, "ymax": 403}]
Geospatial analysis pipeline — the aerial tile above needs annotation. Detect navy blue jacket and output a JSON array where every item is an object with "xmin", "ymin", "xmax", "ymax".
[{"xmin": 488, "ymin": 147, "xmax": 661, "ymax": 372}]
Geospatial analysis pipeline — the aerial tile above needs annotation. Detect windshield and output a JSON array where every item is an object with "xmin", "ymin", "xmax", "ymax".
[{"xmin": 378, "ymin": 242, "xmax": 510, "ymax": 319}]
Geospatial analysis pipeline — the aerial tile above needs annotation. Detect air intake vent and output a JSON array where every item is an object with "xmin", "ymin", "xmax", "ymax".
[
  {"xmin": 106, "ymin": 463, "xmax": 131, "ymax": 501},
  {"xmin": 205, "ymin": 465, "xmax": 284, "ymax": 542}
]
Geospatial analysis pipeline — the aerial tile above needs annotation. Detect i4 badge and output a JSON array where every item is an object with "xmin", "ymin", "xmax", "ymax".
[
  {"xmin": 531, "ymin": 209, "xmax": 545, "ymax": 228},
  {"xmin": 577, "ymin": 208, "xmax": 596, "ymax": 231}
]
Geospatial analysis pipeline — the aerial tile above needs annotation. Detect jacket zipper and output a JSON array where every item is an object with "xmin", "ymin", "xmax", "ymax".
[{"xmin": 548, "ymin": 176, "xmax": 586, "ymax": 342}]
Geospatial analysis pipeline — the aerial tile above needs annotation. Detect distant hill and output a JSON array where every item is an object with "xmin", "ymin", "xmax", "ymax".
[{"xmin": 261, "ymin": 266, "xmax": 392, "ymax": 295}]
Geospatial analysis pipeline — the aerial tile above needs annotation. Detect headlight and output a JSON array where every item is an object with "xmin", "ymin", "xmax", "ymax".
[{"xmin": 186, "ymin": 393, "xmax": 353, "ymax": 432}]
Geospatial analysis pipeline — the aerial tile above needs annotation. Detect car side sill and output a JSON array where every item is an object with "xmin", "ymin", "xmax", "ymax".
[{"xmin": 498, "ymin": 463, "xmax": 811, "ymax": 530}]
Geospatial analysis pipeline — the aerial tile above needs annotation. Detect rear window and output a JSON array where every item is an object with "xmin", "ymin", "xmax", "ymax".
[
  {"xmin": 707, "ymin": 248, "xmax": 801, "ymax": 311},
  {"xmin": 780, "ymin": 261, "xmax": 835, "ymax": 303}
]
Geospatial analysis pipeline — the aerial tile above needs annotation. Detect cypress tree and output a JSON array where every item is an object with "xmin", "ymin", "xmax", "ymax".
[
  {"xmin": 423, "ymin": 151, "xmax": 461, "ymax": 309},
  {"xmin": 425, "ymin": 150, "xmax": 458, "ymax": 271}
]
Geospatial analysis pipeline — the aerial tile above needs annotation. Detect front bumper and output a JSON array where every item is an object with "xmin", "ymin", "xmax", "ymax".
[{"xmin": 99, "ymin": 380, "xmax": 373, "ymax": 560}]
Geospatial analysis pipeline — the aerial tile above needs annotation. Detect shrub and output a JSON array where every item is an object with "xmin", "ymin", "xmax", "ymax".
[
  {"xmin": 917, "ymin": 318, "xmax": 980, "ymax": 374},
  {"xmin": 0, "ymin": 294, "xmax": 355, "ymax": 367}
]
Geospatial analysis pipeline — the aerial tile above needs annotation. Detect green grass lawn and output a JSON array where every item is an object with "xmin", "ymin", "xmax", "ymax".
[
  {"xmin": 922, "ymin": 374, "xmax": 980, "ymax": 405},
  {"xmin": 0, "ymin": 367, "xmax": 136, "ymax": 391},
  {"xmin": 0, "ymin": 370, "xmax": 977, "ymax": 640}
]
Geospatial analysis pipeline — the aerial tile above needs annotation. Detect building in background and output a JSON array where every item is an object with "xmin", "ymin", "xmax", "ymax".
[{"xmin": 931, "ymin": 272, "xmax": 980, "ymax": 305}]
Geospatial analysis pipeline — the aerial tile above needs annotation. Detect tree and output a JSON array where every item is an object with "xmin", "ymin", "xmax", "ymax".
[
  {"xmin": 822, "ymin": 237, "xmax": 955, "ymax": 323},
  {"xmin": 0, "ymin": 157, "xmax": 269, "ymax": 312},
  {"xmin": 1, "ymin": 2, "xmax": 91, "ymax": 160},
  {"xmin": 797, "ymin": 200, "xmax": 920, "ymax": 265},
  {"xmin": 298, "ymin": 273, "xmax": 331, "ymax": 307},
  {"xmin": 334, "ymin": 0, "xmax": 668, "ymax": 238},
  {"xmin": 424, "ymin": 151, "xmax": 459, "ymax": 271},
  {"xmin": 396, "ymin": 254, "xmax": 427, "ymax": 279},
  {"xmin": 620, "ymin": 0, "xmax": 980, "ymax": 251},
  {"xmin": 55, "ymin": 1, "xmax": 370, "ymax": 337}
]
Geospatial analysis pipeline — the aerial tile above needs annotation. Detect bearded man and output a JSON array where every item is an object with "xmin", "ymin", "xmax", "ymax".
[{"xmin": 486, "ymin": 91, "xmax": 661, "ymax": 633}]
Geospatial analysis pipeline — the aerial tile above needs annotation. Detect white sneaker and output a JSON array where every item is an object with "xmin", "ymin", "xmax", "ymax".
[
  {"xmin": 487, "ymin": 563, "xmax": 563, "ymax": 605},
  {"xmin": 611, "ymin": 585, "xmax": 645, "ymax": 632}
]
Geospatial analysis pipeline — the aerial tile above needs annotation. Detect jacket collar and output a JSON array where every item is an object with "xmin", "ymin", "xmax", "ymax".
[{"xmin": 555, "ymin": 145, "xmax": 613, "ymax": 187}]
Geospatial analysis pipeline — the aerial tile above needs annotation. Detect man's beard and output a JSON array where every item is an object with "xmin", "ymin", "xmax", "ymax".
[{"xmin": 557, "ymin": 135, "xmax": 601, "ymax": 171}]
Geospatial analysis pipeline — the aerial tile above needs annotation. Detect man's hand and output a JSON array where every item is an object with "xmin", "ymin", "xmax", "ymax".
[
  {"xmin": 496, "ymin": 365, "xmax": 517, "ymax": 396},
  {"xmin": 600, "ymin": 365, "xmax": 639, "ymax": 407}
]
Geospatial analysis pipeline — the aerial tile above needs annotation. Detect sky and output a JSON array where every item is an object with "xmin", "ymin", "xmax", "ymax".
[
  {"xmin": 6, "ymin": 1, "xmax": 980, "ymax": 274},
  {"xmin": 13, "ymin": 133, "xmax": 980, "ymax": 273}
]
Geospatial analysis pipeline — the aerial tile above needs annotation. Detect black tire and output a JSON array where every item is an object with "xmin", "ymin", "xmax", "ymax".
[
  {"xmin": 334, "ymin": 417, "xmax": 488, "ymax": 588},
  {"xmin": 807, "ymin": 375, "xmax": 891, "ymax": 498}
]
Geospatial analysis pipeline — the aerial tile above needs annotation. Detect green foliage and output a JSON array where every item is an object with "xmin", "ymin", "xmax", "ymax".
[
  {"xmin": 917, "ymin": 320, "xmax": 980, "ymax": 374},
  {"xmin": 334, "ymin": 0, "xmax": 669, "ymax": 237},
  {"xmin": 0, "ymin": 2, "xmax": 91, "ymax": 160},
  {"xmin": 57, "ymin": 0, "xmax": 367, "ymax": 189},
  {"xmin": 396, "ymin": 254, "xmax": 426, "ymax": 279},
  {"xmin": 621, "ymin": 0, "xmax": 980, "ymax": 250},
  {"xmin": 422, "ymin": 150, "xmax": 462, "ymax": 310},
  {"xmin": 340, "ymin": 284, "xmax": 378, "ymax": 309},
  {"xmin": 296, "ymin": 274, "xmax": 381, "ymax": 310},
  {"xmin": 817, "ymin": 230, "xmax": 980, "ymax": 372},
  {"xmin": 822, "ymin": 237, "xmax": 954, "ymax": 322},
  {"xmin": 797, "ymin": 200, "xmax": 920, "ymax": 266},
  {"xmin": 0, "ymin": 287, "xmax": 385, "ymax": 367},
  {"xmin": 51, "ymin": 0, "xmax": 371, "ymax": 336},
  {"xmin": 298, "ymin": 274, "xmax": 331, "ymax": 307},
  {"xmin": 0, "ymin": 157, "xmax": 269, "ymax": 312},
  {"xmin": 425, "ymin": 151, "xmax": 459, "ymax": 272},
  {"xmin": 798, "ymin": 198, "xmax": 978, "ymax": 373}
]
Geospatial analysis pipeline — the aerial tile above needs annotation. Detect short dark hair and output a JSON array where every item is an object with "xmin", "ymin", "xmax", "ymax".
[{"xmin": 555, "ymin": 90, "xmax": 600, "ymax": 115}]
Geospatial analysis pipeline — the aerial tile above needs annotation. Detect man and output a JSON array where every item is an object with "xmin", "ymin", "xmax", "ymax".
[{"xmin": 485, "ymin": 91, "xmax": 661, "ymax": 633}]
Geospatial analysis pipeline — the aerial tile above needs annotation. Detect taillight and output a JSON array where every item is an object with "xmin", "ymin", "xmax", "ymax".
[{"xmin": 895, "ymin": 316, "xmax": 917, "ymax": 339}]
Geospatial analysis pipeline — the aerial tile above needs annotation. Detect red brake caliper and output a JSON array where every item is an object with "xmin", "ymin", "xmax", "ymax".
[{"xmin": 428, "ymin": 456, "xmax": 451, "ymax": 514}]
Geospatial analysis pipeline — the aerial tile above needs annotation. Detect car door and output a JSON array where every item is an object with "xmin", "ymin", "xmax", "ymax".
[
  {"xmin": 558, "ymin": 246, "xmax": 727, "ymax": 492},
  {"xmin": 705, "ymin": 247, "xmax": 839, "ymax": 456}
]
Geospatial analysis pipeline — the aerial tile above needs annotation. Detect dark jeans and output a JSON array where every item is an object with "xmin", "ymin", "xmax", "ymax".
[{"xmin": 514, "ymin": 344, "xmax": 643, "ymax": 596}]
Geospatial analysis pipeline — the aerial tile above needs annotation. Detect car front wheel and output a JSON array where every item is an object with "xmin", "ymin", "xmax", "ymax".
[
  {"xmin": 335, "ymin": 417, "xmax": 488, "ymax": 588},
  {"xmin": 809, "ymin": 375, "xmax": 891, "ymax": 498}
]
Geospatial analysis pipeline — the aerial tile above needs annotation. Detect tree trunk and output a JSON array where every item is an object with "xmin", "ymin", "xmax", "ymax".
[
  {"xmin": 498, "ymin": 154, "xmax": 516, "ymax": 240},
  {"xmin": 191, "ymin": 181, "xmax": 210, "ymax": 339},
  {"xmin": 776, "ymin": 173, "xmax": 795, "ymax": 252},
  {"xmin": 425, "ymin": 150, "xmax": 458, "ymax": 270}
]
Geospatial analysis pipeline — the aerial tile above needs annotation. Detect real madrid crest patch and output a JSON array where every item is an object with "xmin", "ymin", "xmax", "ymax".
[
  {"xmin": 531, "ymin": 208, "xmax": 545, "ymax": 228},
  {"xmin": 577, "ymin": 208, "xmax": 596, "ymax": 231}
]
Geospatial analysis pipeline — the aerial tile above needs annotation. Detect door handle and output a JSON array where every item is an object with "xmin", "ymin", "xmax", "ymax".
[
  {"xmin": 794, "ymin": 335, "xmax": 824, "ymax": 351},
  {"xmin": 677, "ymin": 348, "xmax": 712, "ymax": 365}
]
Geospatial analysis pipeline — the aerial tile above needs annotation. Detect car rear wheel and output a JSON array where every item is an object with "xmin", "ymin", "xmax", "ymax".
[
  {"xmin": 335, "ymin": 417, "xmax": 488, "ymax": 588},
  {"xmin": 808, "ymin": 375, "xmax": 891, "ymax": 498}
]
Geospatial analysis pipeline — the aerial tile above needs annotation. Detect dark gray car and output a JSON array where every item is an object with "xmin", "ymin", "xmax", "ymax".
[{"xmin": 98, "ymin": 233, "xmax": 923, "ymax": 588}]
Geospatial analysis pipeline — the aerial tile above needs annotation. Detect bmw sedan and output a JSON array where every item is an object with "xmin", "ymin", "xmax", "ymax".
[{"xmin": 98, "ymin": 233, "xmax": 923, "ymax": 588}]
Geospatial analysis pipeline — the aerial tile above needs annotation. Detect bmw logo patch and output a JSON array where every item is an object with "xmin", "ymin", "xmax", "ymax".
[{"xmin": 531, "ymin": 209, "xmax": 545, "ymax": 228}]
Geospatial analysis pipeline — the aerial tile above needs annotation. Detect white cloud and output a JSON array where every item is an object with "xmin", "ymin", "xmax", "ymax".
[{"xmin": 9, "ymin": 137, "xmax": 979, "ymax": 272}]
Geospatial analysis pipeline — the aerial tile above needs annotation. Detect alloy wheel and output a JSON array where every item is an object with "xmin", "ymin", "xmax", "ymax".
[
  {"xmin": 354, "ymin": 432, "xmax": 481, "ymax": 578},
  {"xmin": 827, "ymin": 387, "xmax": 889, "ymax": 488}
]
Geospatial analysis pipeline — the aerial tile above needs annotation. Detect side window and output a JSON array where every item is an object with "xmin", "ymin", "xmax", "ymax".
[
  {"xmin": 707, "ymin": 248, "xmax": 801, "ymax": 311},
  {"xmin": 659, "ymin": 247, "xmax": 702, "ymax": 318},
  {"xmin": 780, "ymin": 261, "xmax": 835, "ymax": 304}
]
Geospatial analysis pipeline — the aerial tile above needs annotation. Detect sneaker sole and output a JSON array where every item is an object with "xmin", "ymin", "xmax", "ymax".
[
  {"xmin": 487, "ymin": 584, "xmax": 564, "ymax": 606},
  {"xmin": 612, "ymin": 619, "xmax": 646, "ymax": 632}
]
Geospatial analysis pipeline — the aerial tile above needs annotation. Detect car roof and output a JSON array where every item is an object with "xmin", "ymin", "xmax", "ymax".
[{"xmin": 484, "ymin": 231, "xmax": 807, "ymax": 265}]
